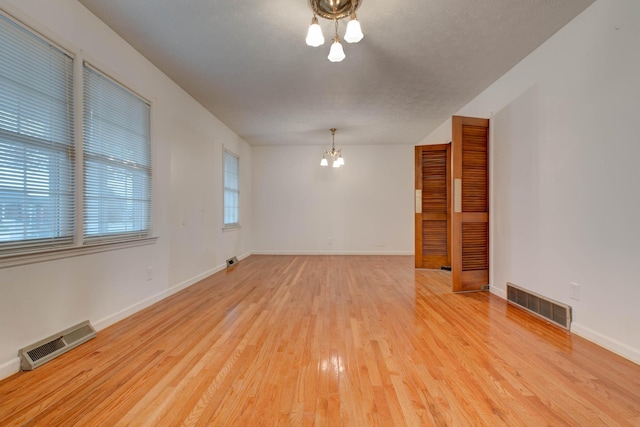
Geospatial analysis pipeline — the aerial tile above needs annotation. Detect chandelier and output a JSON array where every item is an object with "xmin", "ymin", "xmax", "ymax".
[
  {"xmin": 305, "ymin": 0, "xmax": 364, "ymax": 63},
  {"xmin": 320, "ymin": 128, "xmax": 345, "ymax": 168}
]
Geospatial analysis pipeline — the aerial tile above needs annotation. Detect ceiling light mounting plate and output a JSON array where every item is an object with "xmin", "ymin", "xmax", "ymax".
[{"xmin": 311, "ymin": 0, "xmax": 362, "ymax": 21}]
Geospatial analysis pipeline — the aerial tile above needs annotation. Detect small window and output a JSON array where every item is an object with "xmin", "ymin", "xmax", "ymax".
[
  {"xmin": 83, "ymin": 64, "xmax": 152, "ymax": 244},
  {"xmin": 0, "ymin": 13, "xmax": 75, "ymax": 255},
  {"xmin": 223, "ymin": 149, "xmax": 239, "ymax": 228}
]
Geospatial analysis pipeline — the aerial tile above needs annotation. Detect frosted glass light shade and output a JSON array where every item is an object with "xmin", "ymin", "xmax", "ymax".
[
  {"xmin": 306, "ymin": 18, "xmax": 324, "ymax": 47},
  {"xmin": 320, "ymin": 157, "xmax": 329, "ymax": 166},
  {"xmin": 337, "ymin": 156, "xmax": 344, "ymax": 166},
  {"xmin": 328, "ymin": 38, "xmax": 346, "ymax": 62},
  {"xmin": 332, "ymin": 159, "xmax": 340, "ymax": 168},
  {"xmin": 344, "ymin": 17, "xmax": 363, "ymax": 43}
]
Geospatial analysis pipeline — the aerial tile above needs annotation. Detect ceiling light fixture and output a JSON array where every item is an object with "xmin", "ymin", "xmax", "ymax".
[
  {"xmin": 306, "ymin": 0, "xmax": 364, "ymax": 63},
  {"xmin": 320, "ymin": 128, "xmax": 345, "ymax": 168}
]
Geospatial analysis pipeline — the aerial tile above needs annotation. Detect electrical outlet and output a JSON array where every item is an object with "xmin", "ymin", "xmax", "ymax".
[
  {"xmin": 570, "ymin": 282, "xmax": 580, "ymax": 301},
  {"xmin": 146, "ymin": 266, "xmax": 153, "ymax": 281}
]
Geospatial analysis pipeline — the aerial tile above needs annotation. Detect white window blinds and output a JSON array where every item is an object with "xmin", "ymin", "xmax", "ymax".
[
  {"xmin": 0, "ymin": 14, "xmax": 75, "ymax": 254},
  {"xmin": 223, "ymin": 150, "xmax": 239, "ymax": 227},
  {"xmin": 83, "ymin": 64, "xmax": 151, "ymax": 244}
]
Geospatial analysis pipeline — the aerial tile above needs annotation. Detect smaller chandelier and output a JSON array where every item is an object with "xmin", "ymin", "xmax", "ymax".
[
  {"xmin": 320, "ymin": 128, "xmax": 345, "ymax": 168},
  {"xmin": 306, "ymin": 0, "xmax": 364, "ymax": 63}
]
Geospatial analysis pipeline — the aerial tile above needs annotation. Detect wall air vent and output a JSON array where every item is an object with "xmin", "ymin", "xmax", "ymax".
[
  {"xmin": 506, "ymin": 283, "xmax": 572, "ymax": 330},
  {"xmin": 18, "ymin": 321, "xmax": 96, "ymax": 371},
  {"xmin": 226, "ymin": 256, "xmax": 239, "ymax": 268}
]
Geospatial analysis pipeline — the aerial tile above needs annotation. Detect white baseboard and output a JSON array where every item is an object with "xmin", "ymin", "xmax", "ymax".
[
  {"xmin": 93, "ymin": 264, "xmax": 226, "ymax": 331},
  {"xmin": 93, "ymin": 251, "xmax": 253, "ymax": 331},
  {"xmin": 251, "ymin": 250, "xmax": 414, "ymax": 256},
  {"xmin": 490, "ymin": 286, "xmax": 640, "ymax": 366},
  {"xmin": 489, "ymin": 285, "xmax": 507, "ymax": 299},
  {"xmin": 571, "ymin": 323, "xmax": 640, "ymax": 366},
  {"xmin": 0, "ymin": 357, "xmax": 20, "ymax": 381},
  {"xmin": 1, "ymin": 253, "xmax": 256, "ymax": 381}
]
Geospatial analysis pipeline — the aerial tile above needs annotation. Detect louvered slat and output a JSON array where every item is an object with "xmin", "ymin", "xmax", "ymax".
[
  {"xmin": 422, "ymin": 220, "xmax": 447, "ymax": 256},
  {"xmin": 462, "ymin": 125, "xmax": 488, "ymax": 213},
  {"xmin": 461, "ymin": 222, "xmax": 488, "ymax": 271},
  {"xmin": 422, "ymin": 148, "xmax": 448, "ymax": 257},
  {"xmin": 422, "ymin": 150, "xmax": 447, "ymax": 213}
]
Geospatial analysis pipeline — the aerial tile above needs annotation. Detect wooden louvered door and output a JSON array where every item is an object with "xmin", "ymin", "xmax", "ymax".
[
  {"xmin": 414, "ymin": 144, "xmax": 451, "ymax": 269},
  {"xmin": 452, "ymin": 116, "xmax": 489, "ymax": 292}
]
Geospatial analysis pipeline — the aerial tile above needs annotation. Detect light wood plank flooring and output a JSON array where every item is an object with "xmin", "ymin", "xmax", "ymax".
[{"xmin": 1, "ymin": 255, "xmax": 639, "ymax": 426}]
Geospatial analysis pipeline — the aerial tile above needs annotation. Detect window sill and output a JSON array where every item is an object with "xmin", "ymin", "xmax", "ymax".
[
  {"xmin": 222, "ymin": 224, "xmax": 241, "ymax": 232},
  {"xmin": 0, "ymin": 237, "xmax": 158, "ymax": 269}
]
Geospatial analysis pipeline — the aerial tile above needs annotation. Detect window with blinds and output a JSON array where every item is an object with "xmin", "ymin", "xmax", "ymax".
[
  {"xmin": 0, "ymin": 14, "xmax": 75, "ymax": 254},
  {"xmin": 0, "ymin": 12, "xmax": 153, "ymax": 260},
  {"xmin": 83, "ymin": 65, "xmax": 151, "ymax": 244},
  {"xmin": 223, "ymin": 149, "xmax": 239, "ymax": 227}
]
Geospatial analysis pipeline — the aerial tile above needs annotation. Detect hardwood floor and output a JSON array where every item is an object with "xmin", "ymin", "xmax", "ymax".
[{"xmin": 1, "ymin": 255, "xmax": 639, "ymax": 426}]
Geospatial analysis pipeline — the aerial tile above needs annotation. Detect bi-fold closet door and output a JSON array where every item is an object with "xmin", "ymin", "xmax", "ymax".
[{"xmin": 415, "ymin": 116, "xmax": 489, "ymax": 293}]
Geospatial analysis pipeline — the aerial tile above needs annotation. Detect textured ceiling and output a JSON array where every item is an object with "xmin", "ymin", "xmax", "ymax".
[{"xmin": 77, "ymin": 0, "xmax": 595, "ymax": 147}]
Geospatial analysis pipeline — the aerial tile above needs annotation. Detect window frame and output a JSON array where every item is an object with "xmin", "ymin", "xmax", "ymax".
[
  {"xmin": 82, "ymin": 62, "xmax": 153, "ymax": 245},
  {"xmin": 0, "ymin": 10, "xmax": 156, "ymax": 268},
  {"xmin": 0, "ymin": 11, "xmax": 76, "ymax": 255},
  {"xmin": 222, "ymin": 148, "xmax": 240, "ymax": 230}
]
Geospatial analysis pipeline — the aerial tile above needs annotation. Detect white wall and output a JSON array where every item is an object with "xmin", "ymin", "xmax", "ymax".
[
  {"xmin": 168, "ymin": 92, "xmax": 253, "ymax": 288},
  {"xmin": 0, "ymin": 0, "xmax": 251, "ymax": 379},
  {"xmin": 420, "ymin": 0, "xmax": 640, "ymax": 363},
  {"xmin": 253, "ymin": 145, "xmax": 413, "ymax": 254}
]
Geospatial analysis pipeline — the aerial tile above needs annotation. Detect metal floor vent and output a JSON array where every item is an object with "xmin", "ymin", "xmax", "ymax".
[
  {"xmin": 19, "ymin": 321, "xmax": 96, "ymax": 371},
  {"xmin": 506, "ymin": 283, "xmax": 572, "ymax": 330},
  {"xmin": 226, "ymin": 256, "xmax": 239, "ymax": 268}
]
